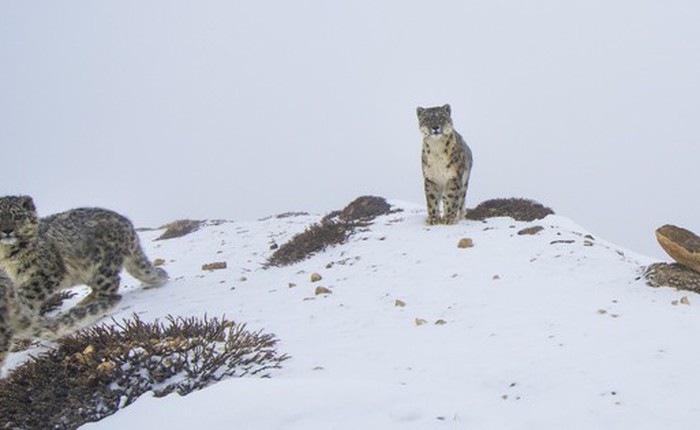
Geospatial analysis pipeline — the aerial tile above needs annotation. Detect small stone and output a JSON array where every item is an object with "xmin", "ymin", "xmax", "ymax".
[
  {"xmin": 288, "ymin": 282, "xmax": 297, "ymax": 288},
  {"xmin": 680, "ymin": 296, "xmax": 691, "ymax": 305},
  {"xmin": 435, "ymin": 319, "xmax": 447, "ymax": 325},
  {"xmin": 414, "ymin": 318, "xmax": 428, "ymax": 326},
  {"xmin": 202, "ymin": 261, "xmax": 227, "ymax": 271},
  {"xmin": 315, "ymin": 286, "xmax": 332, "ymax": 295},
  {"xmin": 656, "ymin": 225, "xmax": 700, "ymax": 274},
  {"xmin": 550, "ymin": 240, "xmax": 575, "ymax": 245},
  {"xmin": 672, "ymin": 300, "xmax": 679, "ymax": 306},
  {"xmin": 238, "ymin": 276, "xmax": 247, "ymax": 282},
  {"xmin": 583, "ymin": 240, "xmax": 594, "ymax": 247},
  {"xmin": 96, "ymin": 361, "xmax": 116, "ymax": 374},
  {"xmin": 310, "ymin": 273, "xmax": 323, "ymax": 282},
  {"xmin": 153, "ymin": 258, "xmax": 166, "ymax": 267},
  {"xmin": 597, "ymin": 309, "xmax": 607, "ymax": 315},
  {"xmin": 517, "ymin": 226, "xmax": 544, "ymax": 236},
  {"xmin": 457, "ymin": 238, "xmax": 474, "ymax": 248},
  {"xmin": 492, "ymin": 274, "xmax": 501, "ymax": 280},
  {"xmin": 395, "ymin": 299, "xmax": 407, "ymax": 307}
]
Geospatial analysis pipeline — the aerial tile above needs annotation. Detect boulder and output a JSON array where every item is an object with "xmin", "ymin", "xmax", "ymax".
[{"xmin": 656, "ymin": 225, "xmax": 700, "ymax": 274}]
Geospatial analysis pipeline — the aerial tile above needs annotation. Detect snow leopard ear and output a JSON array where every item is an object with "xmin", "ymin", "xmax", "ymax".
[
  {"xmin": 416, "ymin": 107, "xmax": 425, "ymax": 117},
  {"xmin": 18, "ymin": 196, "xmax": 36, "ymax": 212},
  {"xmin": 442, "ymin": 104, "xmax": 451, "ymax": 115}
]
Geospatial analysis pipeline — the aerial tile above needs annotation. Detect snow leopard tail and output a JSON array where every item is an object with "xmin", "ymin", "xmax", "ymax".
[{"xmin": 124, "ymin": 235, "xmax": 168, "ymax": 287}]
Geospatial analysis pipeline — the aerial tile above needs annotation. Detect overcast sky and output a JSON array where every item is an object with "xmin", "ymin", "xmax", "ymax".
[{"xmin": 1, "ymin": 1, "xmax": 699, "ymax": 259}]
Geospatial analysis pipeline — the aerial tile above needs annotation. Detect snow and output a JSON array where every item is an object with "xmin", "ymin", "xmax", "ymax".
[{"xmin": 7, "ymin": 200, "xmax": 699, "ymax": 429}]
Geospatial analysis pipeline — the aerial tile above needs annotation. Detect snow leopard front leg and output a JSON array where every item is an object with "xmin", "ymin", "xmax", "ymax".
[
  {"xmin": 443, "ymin": 176, "xmax": 465, "ymax": 225},
  {"xmin": 424, "ymin": 178, "xmax": 442, "ymax": 225}
]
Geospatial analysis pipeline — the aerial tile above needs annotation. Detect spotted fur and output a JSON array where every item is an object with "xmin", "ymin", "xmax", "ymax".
[
  {"xmin": 417, "ymin": 104, "xmax": 473, "ymax": 225},
  {"xmin": 0, "ymin": 196, "xmax": 168, "ymax": 366}
]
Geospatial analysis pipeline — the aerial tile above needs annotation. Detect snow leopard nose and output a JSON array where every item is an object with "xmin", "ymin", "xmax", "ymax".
[
  {"xmin": 1, "ymin": 229, "xmax": 13, "ymax": 237},
  {"xmin": 431, "ymin": 126, "xmax": 442, "ymax": 135}
]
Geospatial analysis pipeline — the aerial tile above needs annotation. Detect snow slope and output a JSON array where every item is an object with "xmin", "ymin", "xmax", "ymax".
[{"xmin": 10, "ymin": 200, "xmax": 699, "ymax": 429}]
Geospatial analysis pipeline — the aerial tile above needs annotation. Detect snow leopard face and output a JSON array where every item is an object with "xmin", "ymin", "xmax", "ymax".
[
  {"xmin": 417, "ymin": 104, "xmax": 454, "ymax": 138},
  {"xmin": 0, "ymin": 196, "xmax": 39, "ymax": 246}
]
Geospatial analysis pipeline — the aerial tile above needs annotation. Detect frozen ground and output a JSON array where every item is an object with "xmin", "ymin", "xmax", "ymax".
[{"xmin": 6, "ymin": 200, "xmax": 697, "ymax": 429}]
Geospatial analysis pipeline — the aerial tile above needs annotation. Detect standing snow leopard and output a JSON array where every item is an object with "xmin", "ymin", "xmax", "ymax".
[
  {"xmin": 417, "ymin": 104, "xmax": 473, "ymax": 225},
  {"xmin": 0, "ymin": 196, "xmax": 168, "ymax": 364}
]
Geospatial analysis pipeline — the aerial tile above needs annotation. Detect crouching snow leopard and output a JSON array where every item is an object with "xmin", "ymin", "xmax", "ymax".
[
  {"xmin": 417, "ymin": 104, "xmax": 473, "ymax": 225},
  {"xmin": 0, "ymin": 196, "xmax": 168, "ymax": 365}
]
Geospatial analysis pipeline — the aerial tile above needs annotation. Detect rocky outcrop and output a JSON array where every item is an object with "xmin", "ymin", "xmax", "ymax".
[
  {"xmin": 656, "ymin": 225, "xmax": 700, "ymax": 274},
  {"xmin": 644, "ymin": 262, "xmax": 700, "ymax": 293}
]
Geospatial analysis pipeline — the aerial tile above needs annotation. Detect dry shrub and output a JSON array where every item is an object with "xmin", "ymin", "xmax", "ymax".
[
  {"xmin": 643, "ymin": 262, "xmax": 700, "ymax": 292},
  {"xmin": 0, "ymin": 315, "xmax": 289, "ymax": 430},
  {"xmin": 267, "ymin": 221, "xmax": 352, "ymax": 267},
  {"xmin": 156, "ymin": 219, "xmax": 204, "ymax": 241},
  {"xmin": 323, "ymin": 195, "xmax": 393, "ymax": 224},
  {"xmin": 465, "ymin": 198, "xmax": 554, "ymax": 222},
  {"xmin": 268, "ymin": 196, "xmax": 395, "ymax": 267}
]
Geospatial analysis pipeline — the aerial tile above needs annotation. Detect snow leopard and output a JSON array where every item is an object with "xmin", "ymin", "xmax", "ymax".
[
  {"xmin": 0, "ymin": 270, "xmax": 35, "ymax": 366},
  {"xmin": 0, "ymin": 196, "xmax": 168, "ymax": 365},
  {"xmin": 417, "ymin": 104, "xmax": 473, "ymax": 225}
]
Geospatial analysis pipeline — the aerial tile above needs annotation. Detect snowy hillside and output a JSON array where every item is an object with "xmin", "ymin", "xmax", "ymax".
[{"xmin": 9, "ymin": 199, "xmax": 700, "ymax": 429}]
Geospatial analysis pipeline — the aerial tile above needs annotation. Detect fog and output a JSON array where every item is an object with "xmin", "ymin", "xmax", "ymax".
[{"xmin": 2, "ymin": 1, "xmax": 699, "ymax": 259}]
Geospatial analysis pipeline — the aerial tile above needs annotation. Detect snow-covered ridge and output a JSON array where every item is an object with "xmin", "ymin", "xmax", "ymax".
[{"xmin": 12, "ymin": 199, "xmax": 697, "ymax": 429}]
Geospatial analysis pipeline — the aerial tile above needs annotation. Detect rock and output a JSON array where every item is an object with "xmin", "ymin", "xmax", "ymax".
[
  {"xmin": 643, "ymin": 262, "xmax": 700, "ymax": 292},
  {"xmin": 457, "ymin": 238, "xmax": 474, "ymax": 249},
  {"xmin": 153, "ymin": 258, "xmax": 166, "ymax": 267},
  {"xmin": 681, "ymin": 296, "xmax": 691, "ymax": 306},
  {"xmin": 414, "ymin": 318, "xmax": 428, "ymax": 326},
  {"xmin": 395, "ymin": 299, "xmax": 407, "ymax": 307},
  {"xmin": 517, "ymin": 226, "xmax": 544, "ymax": 236},
  {"xmin": 314, "ymin": 286, "xmax": 332, "ymax": 295},
  {"xmin": 201, "ymin": 261, "xmax": 227, "ymax": 271},
  {"xmin": 656, "ymin": 225, "xmax": 700, "ymax": 274},
  {"xmin": 310, "ymin": 273, "xmax": 323, "ymax": 282},
  {"xmin": 96, "ymin": 361, "xmax": 116, "ymax": 374},
  {"xmin": 435, "ymin": 319, "xmax": 447, "ymax": 325}
]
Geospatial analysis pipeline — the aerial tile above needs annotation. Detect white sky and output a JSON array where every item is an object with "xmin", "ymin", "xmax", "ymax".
[{"xmin": 1, "ymin": 1, "xmax": 699, "ymax": 259}]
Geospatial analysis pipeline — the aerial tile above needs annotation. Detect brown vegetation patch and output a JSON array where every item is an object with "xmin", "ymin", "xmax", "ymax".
[
  {"xmin": 466, "ymin": 198, "xmax": 554, "ymax": 222},
  {"xmin": 334, "ymin": 195, "xmax": 394, "ymax": 223},
  {"xmin": 0, "ymin": 315, "xmax": 288, "ymax": 429},
  {"xmin": 267, "ymin": 221, "xmax": 352, "ymax": 267},
  {"xmin": 156, "ymin": 219, "xmax": 204, "ymax": 241},
  {"xmin": 268, "ymin": 196, "xmax": 395, "ymax": 267}
]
